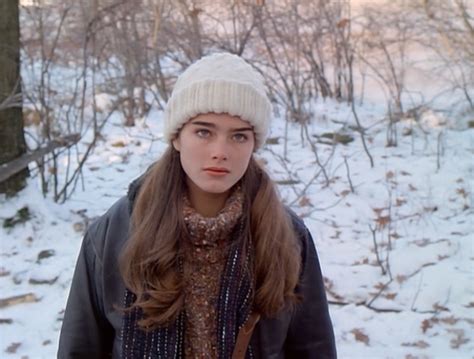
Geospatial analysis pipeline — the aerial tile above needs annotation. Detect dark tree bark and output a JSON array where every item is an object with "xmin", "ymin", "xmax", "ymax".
[{"xmin": 0, "ymin": 0, "xmax": 29, "ymax": 196}]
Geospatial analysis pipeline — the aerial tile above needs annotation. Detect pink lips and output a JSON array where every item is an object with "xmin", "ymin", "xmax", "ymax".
[{"xmin": 204, "ymin": 167, "xmax": 230, "ymax": 176}]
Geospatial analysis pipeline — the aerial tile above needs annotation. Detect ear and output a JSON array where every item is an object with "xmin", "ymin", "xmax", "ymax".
[{"xmin": 172, "ymin": 137, "xmax": 181, "ymax": 152}]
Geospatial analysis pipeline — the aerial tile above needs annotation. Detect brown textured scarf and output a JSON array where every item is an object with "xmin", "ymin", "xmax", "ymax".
[
  {"xmin": 122, "ymin": 187, "xmax": 255, "ymax": 359},
  {"xmin": 182, "ymin": 188, "xmax": 243, "ymax": 358}
]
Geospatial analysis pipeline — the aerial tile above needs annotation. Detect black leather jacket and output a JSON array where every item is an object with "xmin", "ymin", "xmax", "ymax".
[{"xmin": 58, "ymin": 182, "xmax": 337, "ymax": 358}]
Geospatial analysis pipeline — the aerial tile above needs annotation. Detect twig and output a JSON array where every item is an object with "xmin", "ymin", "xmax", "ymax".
[
  {"xmin": 343, "ymin": 156, "xmax": 354, "ymax": 193},
  {"xmin": 436, "ymin": 130, "xmax": 443, "ymax": 171},
  {"xmin": 369, "ymin": 224, "xmax": 386, "ymax": 275},
  {"xmin": 367, "ymin": 279, "xmax": 393, "ymax": 307}
]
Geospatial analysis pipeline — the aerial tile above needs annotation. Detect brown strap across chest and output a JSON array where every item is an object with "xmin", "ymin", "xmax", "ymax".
[{"xmin": 232, "ymin": 312, "xmax": 261, "ymax": 359}]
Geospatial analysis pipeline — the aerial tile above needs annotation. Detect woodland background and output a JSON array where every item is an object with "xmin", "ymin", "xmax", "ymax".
[{"xmin": 0, "ymin": 0, "xmax": 472, "ymax": 357}]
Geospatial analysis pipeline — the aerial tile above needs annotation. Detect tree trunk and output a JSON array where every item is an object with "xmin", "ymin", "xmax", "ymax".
[{"xmin": 0, "ymin": 0, "xmax": 29, "ymax": 196}]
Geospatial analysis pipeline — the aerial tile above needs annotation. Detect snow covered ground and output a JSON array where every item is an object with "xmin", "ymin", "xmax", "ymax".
[{"xmin": 0, "ymin": 98, "xmax": 472, "ymax": 358}]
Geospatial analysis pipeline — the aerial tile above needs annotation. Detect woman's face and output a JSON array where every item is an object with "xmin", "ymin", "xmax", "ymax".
[{"xmin": 173, "ymin": 113, "xmax": 255, "ymax": 197}]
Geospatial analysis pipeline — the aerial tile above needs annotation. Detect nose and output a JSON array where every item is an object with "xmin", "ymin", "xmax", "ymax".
[{"xmin": 211, "ymin": 137, "xmax": 229, "ymax": 161}]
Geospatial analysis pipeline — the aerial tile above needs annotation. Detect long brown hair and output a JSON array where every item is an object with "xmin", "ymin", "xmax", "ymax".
[{"xmin": 119, "ymin": 146, "xmax": 301, "ymax": 329}]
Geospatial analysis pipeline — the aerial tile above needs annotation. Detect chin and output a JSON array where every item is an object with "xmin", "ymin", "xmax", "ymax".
[{"xmin": 195, "ymin": 180, "xmax": 236, "ymax": 195}]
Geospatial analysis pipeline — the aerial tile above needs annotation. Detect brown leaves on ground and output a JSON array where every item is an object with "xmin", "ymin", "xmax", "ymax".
[
  {"xmin": 0, "ymin": 267, "xmax": 10, "ymax": 277},
  {"xmin": 408, "ymin": 184, "xmax": 417, "ymax": 191},
  {"xmin": 111, "ymin": 140, "xmax": 127, "ymax": 147},
  {"xmin": 340, "ymin": 189, "xmax": 351, "ymax": 197},
  {"xmin": 421, "ymin": 319, "xmax": 433, "ymax": 334},
  {"xmin": 351, "ymin": 328, "xmax": 370, "ymax": 345},
  {"xmin": 396, "ymin": 274, "xmax": 407, "ymax": 284},
  {"xmin": 385, "ymin": 170, "xmax": 395, "ymax": 181},
  {"xmin": 432, "ymin": 302, "xmax": 450, "ymax": 312},
  {"xmin": 375, "ymin": 215, "xmax": 391, "ymax": 230},
  {"xmin": 448, "ymin": 329, "xmax": 469, "ymax": 349},
  {"xmin": 298, "ymin": 196, "xmax": 312, "ymax": 207},
  {"xmin": 456, "ymin": 188, "xmax": 468, "ymax": 199},
  {"xmin": 372, "ymin": 207, "xmax": 390, "ymax": 229},
  {"xmin": 323, "ymin": 277, "xmax": 344, "ymax": 301},
  {"xmin": 5, "ymin": 342, "xmax": 21, "ymax": 354},
  {"xmin": 0, "ymin": 293, "xmax": 39, "ymax": 309},
  {"xmin": 383, "ymin": 292, "xmax": 397, "ymax": 300},
  {"xmin": 395, "ymin": 197, "xmax": 407, "ymax": 206},
  {"xmin": 402, "ymin": 340, "xmax": 430, "ymax": 348}
]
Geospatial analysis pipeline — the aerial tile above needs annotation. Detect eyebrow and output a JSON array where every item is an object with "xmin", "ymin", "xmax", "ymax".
[{"xmin": 190, "ymin": 121, "xmax": 253, "ymax": 132}]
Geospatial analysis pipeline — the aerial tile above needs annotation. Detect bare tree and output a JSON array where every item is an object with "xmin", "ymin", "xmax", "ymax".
[
  {"xmin": 0, "ymin": 0, "xmax": 29, "ymax": 195},
  {"xmin": 416, "ymin": 0, "xmax": 474, "ymax": 110},
  {"xmin": 355, "ymin": 1, "xmax": 419, "ymax": 147}
]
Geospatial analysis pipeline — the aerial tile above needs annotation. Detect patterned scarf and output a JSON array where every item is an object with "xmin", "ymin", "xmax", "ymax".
[{"xmin": 121, "ymin": 189, "xmax": 255, "ymax": 358}]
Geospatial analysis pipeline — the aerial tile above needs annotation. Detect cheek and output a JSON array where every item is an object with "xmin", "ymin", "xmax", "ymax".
[
  {"xmin": 235, "ymin": 148, "xmax": 253, "ymax": 175},
  {"xmin": 179, "ymin": 143, "xmax": 203, "ymax": 174}
]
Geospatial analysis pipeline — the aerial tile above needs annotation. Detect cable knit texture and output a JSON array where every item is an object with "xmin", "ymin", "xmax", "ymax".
[
  {"xmin": 182, "ymin": 188, "xmax": 243, "ymax": 358},
  {"xmin": 164, "ymin": 52, "xmax": 272, "ymax": 149}
]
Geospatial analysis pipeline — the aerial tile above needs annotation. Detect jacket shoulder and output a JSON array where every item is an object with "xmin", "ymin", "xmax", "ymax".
[
  {"xmin": 84, "ymin": 196, "xmax": 131, "ymax": 262},
  {"xmin": 285, "ymin": 206, "xmax": 309, "ymax": 239}
]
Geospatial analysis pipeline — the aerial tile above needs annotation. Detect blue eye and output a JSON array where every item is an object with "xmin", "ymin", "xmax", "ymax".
[
  {"xmin": 196, "ymin": 129, "xmax": 211, "ymax": 138},
  {"xmin": 233, "ymin": 133, "xmax": 248, "ymax": 143}
]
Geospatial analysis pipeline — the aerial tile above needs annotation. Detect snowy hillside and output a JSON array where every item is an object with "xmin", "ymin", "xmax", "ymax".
[{"xmin": 1, "ymin": 97, "xmax": 472, "ymax": 358}]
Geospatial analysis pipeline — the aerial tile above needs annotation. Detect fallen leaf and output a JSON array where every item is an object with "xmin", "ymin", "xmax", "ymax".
[
  {"xmin": 441, "ymin": 316, "xmax": 458, "ymax": 325},
  {"xmin": 6, "ymin": 342, "xmax": 21, "ymax": 354},
  {"xmin": 395, "ymin": 198, "xmax": 407, "ymax": 206},
  {"xmin": 448, "ymin": 329, "xmax": 469, "ymax": 349},
  {"xmin": 421, "ymin": 319, "xmax": 433, "ymax": 333},
  {"xmin": 372, "ymin": 207, "xmax": 385, "ymax": 216},
  {"xmin": 401, "ymin": 340, "xmax": 429, "ymax": 348},
  {"xmin": 414, "ymin": 238, "xmax": 430, "ymax": 247},
  {"xmin": 390, "ymin": 232, "xmax": 401, "ymax": 239},
  {"xmin": 73, "ymin": 222, "xmax": 85, "ymax": 232},
  {"xmin": 456, "ymin": 188, "xmax": 468, "ymax": 198},
  {"xmin": 375, "ymin": 215, "xmax": 391, "ymax": 229},
  {"xmin": 299, "ymin": 196, "xmax": 312, "ymax": 207},
  {"xmin": 396, "ymin": 275, "xmax": 407, "ymax": 284},
  {"xmin": 0, "ymin": 293, "xmax": 39, "ymax": 308},
  {"xmin": 111, "ymin": 140, "xmax": 126, "ymax": 147},
  {"xmin": 29, "ymin": 276, "xmax": 58, "ymax": 285},
  {"xmin": 350, "ymin": 328, "xmax": 369, "ymax": 345},
  {"xmin": 37, "ymin": 249, "xmax": 55, "ymax": 262},
  {"xmin": 433, "ymin": 302, "xmax": 450, "ymax": 312},
  {"xmin": 340, "ymin": 189, "xmax": 351, "ymax": 197},
  {"xmin": 374, "ymin": 282, "xmax": 386, "ymax": 290}
]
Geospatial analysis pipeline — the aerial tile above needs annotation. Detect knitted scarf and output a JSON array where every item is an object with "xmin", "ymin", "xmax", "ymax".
[{"xmin": 121, "ymin": 193, "xmax": 255, "ymax": 358}]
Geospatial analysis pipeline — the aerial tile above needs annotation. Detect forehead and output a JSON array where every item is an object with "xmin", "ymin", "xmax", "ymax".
[{"xmin": 188, "ymin": 113, "xmax": 253, "ymax": 129}]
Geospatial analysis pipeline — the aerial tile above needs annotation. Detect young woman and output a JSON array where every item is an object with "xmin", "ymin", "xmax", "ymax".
[{"xmin": 58, "ymin": 53, "xmax": 336, "ymax": 358}]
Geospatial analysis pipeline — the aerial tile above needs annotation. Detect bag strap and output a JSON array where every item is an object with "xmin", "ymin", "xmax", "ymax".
[{"xmin": 232, "ymin": 312, "xmax": 261, "ymax": 359}]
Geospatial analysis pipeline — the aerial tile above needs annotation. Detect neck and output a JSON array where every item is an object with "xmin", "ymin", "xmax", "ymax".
[{"xmin": 187, "ymin": 181, "xmax": 230, "ymax": 218}]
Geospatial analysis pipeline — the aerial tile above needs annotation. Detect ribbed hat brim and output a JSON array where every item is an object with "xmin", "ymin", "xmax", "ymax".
[{"xmin": 164, "ymin": 79, "xmax": 271, "ymax": 148}]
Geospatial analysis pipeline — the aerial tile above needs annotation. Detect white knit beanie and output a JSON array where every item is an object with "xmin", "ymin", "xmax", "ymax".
[{"xmin": 164, "ymin": 52, "xmax": 272, "ymax": 149}]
